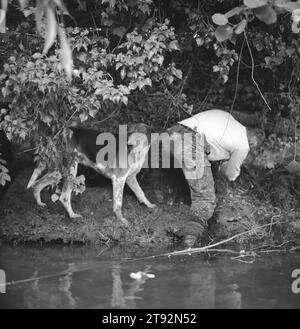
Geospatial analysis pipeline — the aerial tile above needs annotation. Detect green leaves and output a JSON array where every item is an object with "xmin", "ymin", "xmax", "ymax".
[
  {"xmin": 286, "ymin": 160, "xmax": 300, "ymax": 175},
  {"xmin": 0, "ymin": 168, "xmax": 10, "ymax": 186},
  {"xmin": 26, "ymin": 0, "xmax": 74, "ymax": 78},
  {"xmin": 212, "ymin": 47, "xmax": 238, "ymax": 84},
  {"xmin": 292, "ymin": 21, "xmax": 300, "ymax": 33},
  {"xmin": 102, "ymin": 0, "xmax": 116, "ymax": 9},
  {"xmin": 114, "ymin": 20, "xmax": 181, "ymax": 93},
  {"xmin": 242, "ymin": 0, "xmax": 300, "ymax": 28},
  {"xmin": 254, "ymin": 5, "xmax": 277, "ymax": 24},
  {"xmin": 212, "ymin": 0, "xmax": 300, "ymax": 43},
  {"xmin": 243, "ymin": 0, "xmax": 268, "ymax": 8},
  {"xmin": 0, "ymin": 156, "xmax": 10, "ymax": 187},
  {"xmin": 212, "ymin": 4, "xmax": 247, "ymax": 42},
  {"xmin": 292, "ymin": 8, "xmax": 300, "ymax": 22},
  {"xmin": 113, "ymin": 26, "xmax": 127, "ymax": 38},
  {"xmin": 0, "ymin": 3, "xmax": 179, "ymax": 184},
  {"xmin": 168, "ymin": 40, "xmax": 180, "ymax": 50},
  {"xmin": 276, "ymin": 1, "xmax": 300, "ymax": 12},
  {"xmin": 72, "ymin": 175, "xmax": 86, "ymax": 195},
  {"xmin": 225, "ymin": 7, "xmax": 244, "ymax": 18},
  {"xmin": 212, "ymin": 13, "xmax": 228, "ymax": 26},
  {"xmin": 292, "ymin": 8, "xmax": 300, "ymax": 33},
  {"xmin": 215, "ymin": 25, "xmax": 233, "ymax": 42},
  {"xmin": 235, "ymin": 19, "xmax": 247, "ymax": 34}
]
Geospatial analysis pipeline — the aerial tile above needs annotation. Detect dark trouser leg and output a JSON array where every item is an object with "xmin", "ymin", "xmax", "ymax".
[
  {"xmin": 185, "ymin": 166, "xmax": 216, "ymax": 225},
  {"xmin": 165, "ymin": 125, "xmax": 216, "ymax": 244},
  {"xmin": 179, "ymin": 163, "xmax": 216, "ymax": 243}
]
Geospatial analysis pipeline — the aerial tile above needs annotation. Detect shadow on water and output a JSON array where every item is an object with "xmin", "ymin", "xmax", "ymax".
[{"xmin": 0, "ymin": 245, "xmax": 299, "ymax": 309}]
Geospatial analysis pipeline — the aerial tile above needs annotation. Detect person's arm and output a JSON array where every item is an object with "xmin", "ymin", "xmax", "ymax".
[{"xmin": 220, "ymin": 149, "xmax": 249, "ymax": 181}]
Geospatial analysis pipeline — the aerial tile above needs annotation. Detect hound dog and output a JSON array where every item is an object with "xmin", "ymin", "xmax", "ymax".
[{"xmin": 27, "ymin": 123, "xmax": 155, "ymax": 225}]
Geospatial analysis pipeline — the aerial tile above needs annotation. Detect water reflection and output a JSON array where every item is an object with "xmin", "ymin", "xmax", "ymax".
[
  {"xmin": 25, "ymin": 264, "xmax": 77, "ymax": 309},
  {"xmin": 0, "ymin": 246, "xmax": 299, "ymax": 309},
  {"xmin": 111, "ymin": 263, "xmax": 155, "ymax": 309}
]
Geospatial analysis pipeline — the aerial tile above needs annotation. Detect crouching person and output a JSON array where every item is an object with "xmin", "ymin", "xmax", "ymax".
[
  {"xmin": 175, "ymin": 109, "xmax": 265, "ymax": 246},
  {"xmin": 179, "ymin": 109, "xmax": 264, "ymax": 182},
  {"xmin": 151, "ymin": 124, "xmax": 217, "ymax": 247}
]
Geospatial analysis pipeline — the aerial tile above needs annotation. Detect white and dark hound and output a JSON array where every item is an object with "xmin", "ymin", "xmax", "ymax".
[{"xmin": 27, "ymin": 123, "xmax": 155, "ymax": 225}]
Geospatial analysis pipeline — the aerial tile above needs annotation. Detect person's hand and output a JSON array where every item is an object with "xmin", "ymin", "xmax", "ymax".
[{"xmin": 219, "ymin": 160, "xmax": 229, "ymax": 177}]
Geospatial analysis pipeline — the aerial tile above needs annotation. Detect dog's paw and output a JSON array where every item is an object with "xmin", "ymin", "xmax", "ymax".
[
  {"xmin": 120, "ymin": 217, "xmax": 130, "ymax": 227},
  {"xmin": 37, "ymin": 202, "xmax": 46, "ymax": 207},
  {"xmin": 70, "ymin": 213, "xmax": 82, "ymax": 219},
  {"xmin": 148, "ymin": 203, "xmax": 157, "ymax": 209}
]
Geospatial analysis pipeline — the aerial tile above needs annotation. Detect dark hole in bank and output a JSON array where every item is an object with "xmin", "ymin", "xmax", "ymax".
[{"xmin": 77, "ymin": 165, "xmax": 191, "ymax": 206}]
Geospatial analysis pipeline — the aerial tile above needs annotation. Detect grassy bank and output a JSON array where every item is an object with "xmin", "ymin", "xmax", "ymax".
[{"xmin": 0, "ymin": 167, "xmax": 299, "ymax": 250}]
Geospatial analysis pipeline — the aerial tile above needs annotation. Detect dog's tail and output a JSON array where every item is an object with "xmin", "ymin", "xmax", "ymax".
[{"xmin": 27, "ymin": 163, "xmax": 45, "ymax": 189}]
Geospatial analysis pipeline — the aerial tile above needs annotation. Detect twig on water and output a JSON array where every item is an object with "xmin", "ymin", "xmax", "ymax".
[
  {"xmin": 230, "ymin": 250, "xmax": 259, "ymax": 263},
  {"xmin": 3, "ymin": 264, "xmax": 101, "ymax": 288},
  {"xmin": 132, "ymin": 221, "xmax": 283, "ymax": 260},
  {"xmin": 234, "ymin": 258, "xmax": 254, "ymax": 264}
]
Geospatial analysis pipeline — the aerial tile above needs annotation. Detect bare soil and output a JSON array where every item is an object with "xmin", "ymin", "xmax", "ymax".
[{"xmin": 0, "ymin": 166, "xmax": 299, "ymax": 250}]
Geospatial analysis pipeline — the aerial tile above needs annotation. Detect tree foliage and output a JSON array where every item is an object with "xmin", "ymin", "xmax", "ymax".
[{"xmin": 0, "ymin": 0, "xmax": 300, "ymax": 183}]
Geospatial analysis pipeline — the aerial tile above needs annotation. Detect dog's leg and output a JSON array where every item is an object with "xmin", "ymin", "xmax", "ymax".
[
  {"xmin": 126, "ymin": 174, "xmax": 156, "ymax": 208},
  {"xmin": 32, "ymin": 170, "xmax": 62, "ymax": 207},
  {"xmin": 59, "ymin": 162, "xmax": 82, "ymax": 219},
  {"xmin": 27, "ymin": 162, "xmax": 46, "ymax": 189},
  {"xmin": 59, "ymin": 178, "xmax": 82, "ymax": 218},
  {"xmin": 112, "ymin": 176, "xmax": 129, "ymax": 226}
]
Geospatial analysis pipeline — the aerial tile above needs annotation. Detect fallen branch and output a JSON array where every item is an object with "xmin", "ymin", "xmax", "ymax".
[
  {"xmin": 134, "ymin": 221, "xmax": 283, "ymax": 260},
  {"xmin": 3, "ymin": 264, "xmax": 102, "ymax": 288}
]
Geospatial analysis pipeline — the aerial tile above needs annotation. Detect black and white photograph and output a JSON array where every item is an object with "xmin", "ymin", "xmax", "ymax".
[{"xmin": 0, "ymin": 0, "xmax": 300, "ymax": 312}]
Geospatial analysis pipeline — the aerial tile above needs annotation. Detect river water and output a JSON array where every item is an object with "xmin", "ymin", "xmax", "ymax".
[{"xmin": 0, "ymin": 245, "xmax": 299, "ymax": 308}]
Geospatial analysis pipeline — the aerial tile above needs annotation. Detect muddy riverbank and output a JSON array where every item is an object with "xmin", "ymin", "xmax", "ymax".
[{"xmin": 0, "ymin": 165, "xmax": 299, "ymax": 249}]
